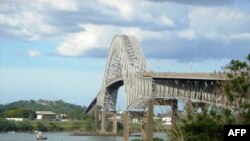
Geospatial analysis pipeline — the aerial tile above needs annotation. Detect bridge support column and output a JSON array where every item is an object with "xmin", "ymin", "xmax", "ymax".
[
  {"xmin": 112, "ymin": 112, "xmax": 117, "ymax": 134},
  {"xmin": 94, "ymin": 107, "xmax": 99, "ymax": 132},
  {"xmin": 200, "ymin": 103, "xmax": 208, "ymax": 115},
  {"xmin": 142, "ymin": 98, "xmax": 154, "ymax": 141},
  {"xmin": 124, "ymin": 111, "xmax": 129, "ymax": 141},
  {"xmin": 100, "ymin": 111, "xmax": 106, "ymax": 133},
  {"xmin": 184, "ymin": 99, "xmax": 193, "ymax": 119},
  {"xmin": 171, "ymin": 100, "xmax": 178, "ymax": 124}
]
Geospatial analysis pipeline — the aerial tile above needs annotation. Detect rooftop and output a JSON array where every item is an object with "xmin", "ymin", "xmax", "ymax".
[{"xmin": 36, "ymin": 111, "xmax": 56, "ymax": 115}]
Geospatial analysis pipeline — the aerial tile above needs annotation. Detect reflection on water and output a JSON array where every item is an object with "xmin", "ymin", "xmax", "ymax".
[{"xmin": 0, "ymin": 132, "xmax": 167, "ymax": 141}]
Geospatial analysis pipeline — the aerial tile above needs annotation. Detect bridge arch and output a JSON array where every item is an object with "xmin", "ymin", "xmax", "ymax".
[
  {"xmin": 97, "ymin": 35, "xmax": 151, "ymax": 111},
  {"xmin": 86, "ymin": 35, "xmax": 229, "ymax": 114},
  {"xmin": 84, "ymin": 35, "xmax": 238, "ymax": 141}
]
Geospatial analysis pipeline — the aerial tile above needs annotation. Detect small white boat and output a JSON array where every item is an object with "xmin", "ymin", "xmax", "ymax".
[{"xmin": 36, "ymin": 132, "xmax": 47, "ymax": 140}]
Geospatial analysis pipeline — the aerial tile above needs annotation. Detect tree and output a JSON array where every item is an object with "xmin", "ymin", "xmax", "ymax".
[
  {"xmin": 17, "ymin": 121, "xmax": 33, "ymax": 131},
  {"xmin": 37, "ymin": 122, "xmax": 48, "ymax": 132},
  {"xmin": 0, "ymin": 118, "xmax": 17, "ymax": 132},
  {"xmin": 84, "ymin": 118, "xmax": 95, "ymax": 131},
  {"xmin": 223, "ymin": 53, "xmax": 250, "ymax": 123},
  {"xmin": 167, "ymin": 53, "xmax": 250, "ymax": 141},
  {"xmin": 3, "ymin": 108, "xmax": 36, "ymax": 118}
]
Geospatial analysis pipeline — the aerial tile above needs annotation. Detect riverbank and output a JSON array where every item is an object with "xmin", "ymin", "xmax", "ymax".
[
  {"xmin": 1, "ymin": 118, "xmax": 169, "ymax": 134},
  {"xmin": 70, "ymin": 131, "xmax": 122, "ymax": 136},
  {"xmin": 0, "ymin": 132, "xmax": 125, "ymax": 141},
  {"xmin": 0, "ymin": 132, "xmax": 167, "ymax": 141},
  {"xmin": 0, "ymin": 118, "xmax": 96, "ymax": 132}
]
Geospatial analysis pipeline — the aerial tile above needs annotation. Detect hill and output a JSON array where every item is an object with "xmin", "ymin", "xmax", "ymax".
[{"xmin": 2, "ymin": 99, "xmax": 87, "ymax": 120}]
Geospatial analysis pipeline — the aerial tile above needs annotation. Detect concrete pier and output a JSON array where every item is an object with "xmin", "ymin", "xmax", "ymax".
[
  {"xmin": 123, "ymin": 111, "xmax": 129, "ymax": 141},
  {"xmin": 100, "ymin": 111, "xmax": 106, "ymax": 133},
  {"xmin": 142, "ymin": 99, "xmax": 154, "ymax": 141},
  {"xmin": 112, "ymin": 112, "xmax": 117, "ymax": 134}
]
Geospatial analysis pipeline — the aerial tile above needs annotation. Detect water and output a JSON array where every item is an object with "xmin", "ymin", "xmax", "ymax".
[{"xmin": 0, "ymin": 132, "xmax": 167, "ymax": 141}]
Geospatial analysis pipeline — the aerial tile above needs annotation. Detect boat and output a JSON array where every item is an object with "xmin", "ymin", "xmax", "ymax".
[
  {"xmin": 36, "ymin": 137, "xmax": 47, "ymax": 140},
  {"xmin": 36, "ymin": 132, "xmax": 47, "ymax": 140}
]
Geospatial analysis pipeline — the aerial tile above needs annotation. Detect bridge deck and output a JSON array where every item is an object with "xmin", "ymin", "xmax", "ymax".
[{"xmin": 146, "ymin": 72, "xmax": 227, "ymax": 80}]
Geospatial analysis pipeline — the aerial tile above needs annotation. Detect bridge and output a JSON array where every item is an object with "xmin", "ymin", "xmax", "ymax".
[{"xmin": 85, "ymin": 35, "xmax": 229, "ymax": 141}]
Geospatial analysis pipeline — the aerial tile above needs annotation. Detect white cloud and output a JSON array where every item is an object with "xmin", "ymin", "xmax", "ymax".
[
  {"xmin": 98, "ymin": 0, "xmax": 135, "ymax": 19},
  {"xmin": 120, "ymin": 27, "xmax": 164, "ymax": 41},
  {"xmin": 179, "ymin": 29, "xmax": 196, "ymax": 40},
  {"xmin": 188, "ymin": 7, "xmax": 250, "ymax": 40},
  {"xmin": 43, "ymin": 0, "xmax": 77, "ymax": 11},
  {"xmin": 56, "ymin": 24, "xmax": 164, "ymax": 57},
  {"xmin": 0, "ymin": 14, "xmax": 18, "ymax": 26},
  {"xmin": 1, "ymin": 0, "xmax": 250, "ymax": 61},
  {"xmin": 34, "ymin": 0, "xmax": 78, "ymax": 11},
  {"xmin": 159, "ymin": 16, "xmax": 175, "ymax": 27},
  {"xmin": 229, "ymin": 33, "xmax": 250, "ymax": 41},
  {"xmin": 56, "ymin": 24, "xmax": 116, "ymax": 57},
  {"xmin": 28, "ymin": 50, "xmax": 40, "ymax": 58},
  {"xmin": 0, "ymin": 11, "xmax": 57, "ymax": 40},
  {"xmin": 15, "ymin": 49, "xmax": 41, "ymax": 58}
]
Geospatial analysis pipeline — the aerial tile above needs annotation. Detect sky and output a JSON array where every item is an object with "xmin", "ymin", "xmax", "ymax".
[{"xmin": 0, "ymin": 0, "xmax": 250, "ymax": 108}]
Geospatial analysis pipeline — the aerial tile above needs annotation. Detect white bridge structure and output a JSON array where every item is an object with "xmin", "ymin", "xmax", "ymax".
[{"xmin": 85, "ymin": 35, "xmax": 229, "ymax": 141}]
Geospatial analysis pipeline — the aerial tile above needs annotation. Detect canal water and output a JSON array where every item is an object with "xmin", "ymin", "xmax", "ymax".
[{"xmin": 0, "ymin": 132, "xmax": 167, "ymax": 141}]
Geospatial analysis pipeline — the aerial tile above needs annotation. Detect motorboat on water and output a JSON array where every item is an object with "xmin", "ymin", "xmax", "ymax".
[{"xmin": 36, "ymin": 132, "xmax": 47, "ymax": 140}]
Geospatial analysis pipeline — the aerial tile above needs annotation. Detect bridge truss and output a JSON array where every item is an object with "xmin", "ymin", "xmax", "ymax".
[
  {"xmin": 84, "ymin": 35, "xmax": 239, "ymax": 141},
  {"xmin": 86, "ymin": 35, "xmax": 230, "ymax": 114}
]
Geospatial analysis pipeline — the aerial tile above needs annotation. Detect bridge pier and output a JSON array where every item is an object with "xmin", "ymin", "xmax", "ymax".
[
  {"xmin": 100, "ymin": 111, "xmax": 106, "ymax": 133},
  {"xmin": 200, "ymin": 103, "xmax": 208, "ymax": 115},
  {"xmin": 99, "ymin": 111, "xmax": 117, "ymax": 134},
  {"xmin": 112, "ymin": 112, "xmax": 117, "ymax": 134},
  {"xmin": 94, "ymin": 106, "xmax": 99, "ymax": 132},
  {"xmin": 142, "ymin": 98, "xmax": 154, "ymax": 141},
  {"xmin": 123, "ymin": 111, "xmax": 129, "ymax": 141},
  {"xmin": 171, "ymin": 100, "xmax": 178, "ymax": 124}
]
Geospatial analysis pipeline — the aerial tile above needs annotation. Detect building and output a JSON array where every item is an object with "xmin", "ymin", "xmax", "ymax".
[
  {"xmin": 162, "ymin": 116, "xmax": 172, "ymax": 125},
  {"xmin": 132, "ymin": 118, "xmax": 139, "ymax": 123},
  {"xmin": 6, "ymin": 118, "xmax": 26, "ymax": 122},
  {"xmin": 36, "ymin": 111, "xmax": 57, "ymax": 120}
]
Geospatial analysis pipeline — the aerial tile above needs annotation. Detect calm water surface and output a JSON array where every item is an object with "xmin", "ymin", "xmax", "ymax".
[{"xmin": 0, "ymin": 132, "xmax": 167, "ymax": 141}]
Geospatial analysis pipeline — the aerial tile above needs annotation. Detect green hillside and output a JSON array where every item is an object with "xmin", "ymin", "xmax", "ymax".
[{"xmin": 1, "ymin": 99, "xmax": 88, "ymax": 120}]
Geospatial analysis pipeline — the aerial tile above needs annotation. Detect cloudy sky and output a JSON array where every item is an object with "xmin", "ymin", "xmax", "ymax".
[{"xmin": 0, "ymin": 0, "xmax": 250, "ymax": 107}]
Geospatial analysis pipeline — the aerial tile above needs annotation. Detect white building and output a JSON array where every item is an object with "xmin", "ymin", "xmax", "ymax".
[
  {"xmin": 162, "ymin": 116, "xmax": 172, "ymax": 125},
  {"xmin": 132, "ymin": 118, "xmax": 139, "ymax": 123},
  {"xmin": 6, "ymin": 118, "xmax": 26, "ymax": 122},
  {"xmin": 36, "ymin": 111, "xmax": 57, "ymax": 120}
]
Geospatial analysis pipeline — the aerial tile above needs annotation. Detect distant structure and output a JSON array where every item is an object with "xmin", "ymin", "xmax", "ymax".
[
  {"xmin": 36, "ymin": 111, "xmax": 57, "ymax": 120},
  {"xmin": 6, "ymin": 118, "xmax": 27, "ymax": 122},
  {"xmin": 162, "ymin": 116, "xmax": 172, "ymax": 125}
]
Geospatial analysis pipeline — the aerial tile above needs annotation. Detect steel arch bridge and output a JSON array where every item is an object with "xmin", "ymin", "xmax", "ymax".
[{"xmin": 85, "ymin": 35, "xmax": 229, "ymax": 114}]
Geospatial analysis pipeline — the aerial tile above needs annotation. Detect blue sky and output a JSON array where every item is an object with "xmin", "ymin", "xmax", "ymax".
[{"xmin": 0, "ymin": 0, "xmax": 250, "ymax": 108}]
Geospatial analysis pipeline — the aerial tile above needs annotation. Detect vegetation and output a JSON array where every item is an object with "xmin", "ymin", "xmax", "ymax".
[
  {"xmin": 0, "ymin": 99, "xmax": 93, "ymax": 132},
  {"xmin": 3, "ymin": 108, "xmax": 36, "ymax": 119},
  {"xmin": 83, "ymin": 118, "xmax": 95, "ymax": 131},
  {"xmin": 16, "ymin": 121, "xmax": 33, "ymax": 131},
  {"xmin": 129, "ymin": 123, "xmax": 141, "ymax": 132},
  {"xmin": 223, "ymin": 53, "xmax": 250, "ymax": 124},
  {"xmin": 37, "ymin": 122, "xmax": 48, "ymax": 132},
  {"xmin": 167, "ymin": 53, "xmax": 250, "ymax": 141},
  {"xmin": 0, "ymin": 118, "xmax": 97, "ymax": 132},
  {"xmin": 0, "ymin": 118, "xmax": 17, "ymax": 132},
  {"xmin": 3, "ymin": 99, "xmax": 87, "ymax": 120}
]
